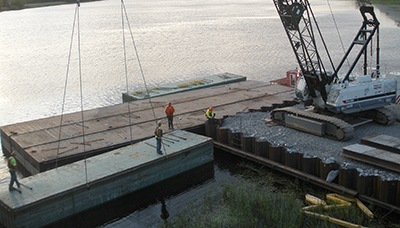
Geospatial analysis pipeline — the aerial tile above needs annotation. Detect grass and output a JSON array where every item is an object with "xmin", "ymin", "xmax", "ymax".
[
  {"xmin": 369, "ymin": 0, "xmax": 400, "ymax": 5},
  {"xmin": 157, "ymin": 161, "xmax": 399, "ymax": 228}
]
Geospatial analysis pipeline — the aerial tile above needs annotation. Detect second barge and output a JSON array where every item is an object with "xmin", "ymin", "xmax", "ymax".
[{"xmin": 0, "ymin": 130, "xmax": 213, "ymax": 228}]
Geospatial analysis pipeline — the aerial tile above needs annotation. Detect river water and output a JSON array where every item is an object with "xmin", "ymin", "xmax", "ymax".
[{"xmin": 0, "ymin": 0, "xmax": 399, "ymax": 227}]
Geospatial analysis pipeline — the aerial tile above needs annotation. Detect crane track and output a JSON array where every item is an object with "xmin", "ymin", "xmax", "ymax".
[
  {"xmin": 270, "ymin": 107, "xmax": 355, "ymax": 141},
  {"xmin": 367, "ymin": 107, "xmax": 397, "ymax": 126}
]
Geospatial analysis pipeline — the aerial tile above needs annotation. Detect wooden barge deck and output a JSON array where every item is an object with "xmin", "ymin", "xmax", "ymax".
[
  {"xmin": 0, "ymin": 79, "xmax": 294, "ymax": 174},
  {"xmin": 0, "ymin": 130, "xmax": 213, "ymax": 228}
]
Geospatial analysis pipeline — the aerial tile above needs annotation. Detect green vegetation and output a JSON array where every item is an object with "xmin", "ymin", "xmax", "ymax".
[
  {"xmin": 9, "ymin": 0, "xmax": 25, "ymax": 9},
  {"xmin": 1, "ymin": 0, "xmax": 66, "ymax": 11},
  {"xmin": 0, "ymin": 0, "xmax": 94, "ymax": 11},
  {"xmin": 158, "ymin": 162, "xmax": 397, "ymax": 228},
  {"xmin": 368, "ymin": 0, "xmax": 400, "ymax": 5}
]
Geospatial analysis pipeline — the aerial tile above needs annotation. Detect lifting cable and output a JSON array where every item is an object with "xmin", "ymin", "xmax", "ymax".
[
  {"xmin": 120, "ymin": 0, "xmax": 133, "ymax": 142},
  {"xmin": 55, "ymin": 1, "xmax": 79, "ymax": 169},
  {"xmin": 120, "ymin": 0, "xmax": 166, "ymax": 154},
  {"xmin": 120, "ymin": 0, "xmax": 157, "ymax": 122},
  {"xmin": 56, "ymin": 0, "xmax": 89, "ymax": 188},
  {"xmin": 326, "ymin": 0, "xmax": 351, "ymax": 70},
  {"xmin": 76, "ymin": 0, "xmax": 90, "ymax": 188}
]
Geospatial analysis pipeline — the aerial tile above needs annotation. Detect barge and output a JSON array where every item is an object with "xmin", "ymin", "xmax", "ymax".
[
  {"xmin": 0, "ymin": 130, "xmax": 213, "ymax": 228},
  {"xmin": 122, "ymin": 73, "xmax": 246, "ymax": 102},
  {"xmin": 0, "ymin": 79, "xmax": 294, "ymax": 175}
]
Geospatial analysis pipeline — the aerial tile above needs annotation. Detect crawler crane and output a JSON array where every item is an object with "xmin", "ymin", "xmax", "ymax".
[{"xmin": 270, "ymin": 0, "xmax": 400, "ymax": 141}]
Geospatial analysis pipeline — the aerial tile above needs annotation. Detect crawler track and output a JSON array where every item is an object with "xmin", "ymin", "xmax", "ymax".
[
  {"xmin": 270, "ymin": 107, "xmax": 355, "ymax": 141},
  {"xmin": 363, "ymin": 107, "xmax": 397, "ymax": 126}
]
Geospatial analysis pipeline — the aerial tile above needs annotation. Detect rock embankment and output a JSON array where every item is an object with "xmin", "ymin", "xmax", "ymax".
[{"xmin": 220, "ymin": 103, "xmax": 400, "ymax": 181}]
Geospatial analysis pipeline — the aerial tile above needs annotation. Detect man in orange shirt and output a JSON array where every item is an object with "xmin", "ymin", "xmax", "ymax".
[{"xmin": 165, "ymin": 101, "xmax": 175, "ymax": 129}]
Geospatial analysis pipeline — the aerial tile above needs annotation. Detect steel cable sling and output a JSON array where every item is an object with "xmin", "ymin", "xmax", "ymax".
[
  {"xmin": 120, "ymin": 0, "xmax": 167, "ymax": 155},
  {"xmin": 55, "ymin": 0, "xmax": 89, "ymax": 189}
]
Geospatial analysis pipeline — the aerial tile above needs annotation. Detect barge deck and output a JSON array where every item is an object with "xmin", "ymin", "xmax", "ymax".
[
  {"xmin": 0, "ymin": 130, "xmax": 213, "ymax": 228},
  {"xmin": 122, "ymin": 73, "xmax": 246, "ymax": 102},
  {"xmin": 1, "ymin": 79, "xmax": 294, "ymax": 174}
]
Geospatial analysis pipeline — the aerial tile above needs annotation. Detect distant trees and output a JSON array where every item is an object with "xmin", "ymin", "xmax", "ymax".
[
  {"xmin": 11, "ymin": 0, "xmax": 25, "ymax": 8},
  {"xmin": 1, "ymin": 0, "xmax": 25, "ymax": 9},
  {"xmin": 1, "ymin": 0, "xmax": 94, "ymax": 10}
]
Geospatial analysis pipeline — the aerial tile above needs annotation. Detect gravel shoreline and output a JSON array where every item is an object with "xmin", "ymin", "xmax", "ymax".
[{"xmin": 220, "ymin": 103, "xmax": 400, "ymax": 181}]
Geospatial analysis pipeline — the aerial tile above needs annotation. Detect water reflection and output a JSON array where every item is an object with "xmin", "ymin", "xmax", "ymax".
[
  {"xmin": 42, "ymin": 161, "xmax": 215, "ymax": 228},
  {"xmin": 160, "ymin": 198, "xmax": 170, "ymax": 220}
]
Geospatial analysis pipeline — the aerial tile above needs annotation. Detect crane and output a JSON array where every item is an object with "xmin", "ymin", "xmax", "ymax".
[{"xmin": 270, "ymin": 0, "xmax": 399, "ymax": 141}]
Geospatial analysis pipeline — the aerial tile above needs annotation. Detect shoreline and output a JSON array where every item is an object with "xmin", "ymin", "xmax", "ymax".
[
  {"xmin": 0, "ymin": 0, "xmax": 99, "ymax": 12},
  {"xmin": 1, "ymin": 1, "xmax": 68, "ymax": 11}
]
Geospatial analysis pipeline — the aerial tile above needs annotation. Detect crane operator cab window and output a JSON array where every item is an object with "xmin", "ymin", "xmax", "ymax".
[{"xmin": 290, "ymin": 74, "xmax": 297, "ymax": 87}]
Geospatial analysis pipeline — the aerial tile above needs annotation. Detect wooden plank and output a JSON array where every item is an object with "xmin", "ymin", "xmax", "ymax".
[
  {"xmin": 342, "ymin": 144, "xmax": 400, "ymax": 173},
  {"xmin": 360, "ymin": 133, "xmax": 400, "ymax": 154}
]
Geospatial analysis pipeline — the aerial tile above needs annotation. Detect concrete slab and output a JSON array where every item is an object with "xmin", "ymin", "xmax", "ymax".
[
  {"xmin": 342, "ymin": 144, "xmax": 400, "ymax": 173},
  {"xmin": 360, "ymin": 133, "xmax": 400, "ymax": 154}
]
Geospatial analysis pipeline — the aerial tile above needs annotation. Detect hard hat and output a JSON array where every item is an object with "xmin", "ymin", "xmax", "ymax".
[
  {"xmin": 209, "ymin": 107, "xmax": 213, "ymax": 111},
  {"xmin": 157, "ymin": 120, "xmax": 162, "ymax": 125}
]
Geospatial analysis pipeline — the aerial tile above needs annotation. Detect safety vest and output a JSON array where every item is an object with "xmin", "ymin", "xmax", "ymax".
[
  {"xmin": 165, "ymin": 106, "xmax": 175, "ymax": 116},
  {"xmin": 8, "ymin": 156, "xmax": 16, "ymax": 171},
  {"xmin": 155, "ymin": 127, "xmax": 162, "ymax": 139},
  {"xmin": 206, "ymin": 109, "xmax": 214, "ymax": 118}
]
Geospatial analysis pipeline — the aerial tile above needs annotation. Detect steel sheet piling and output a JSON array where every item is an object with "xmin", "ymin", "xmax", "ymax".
[
  {"xmin": 339, "ymin": 167, "xmax": 360, "ymax": 190},
  {"xmin": 205, "ymin": 119, "xmax": 219, "ymax": 140},
  {"xmin": 228, "ymin": 130, "xmax": 242, "ymax": 149},
  {"xmin": 260, "ymin": 106, "xmax": 273, "ymax": 112},
  {"xmin": 320, "ymin": 161, "xmax": 340, "ymax": 182},
  {"xmin": 283, "ymin": 100, "xmax": 297, "ymax": 106},
  {"xmin": 241, "ymin": 135, "xmax": 253, "ymax": 153},
  {"xmin": 216, "ymin": 127, "xmax": 229, "ymax": 144},
  {"xmin": 269, "ymin": 144, "xmax": 284, "ymax": 164},
  {"xmin": 253, "ymin": 138, "xmax": 269, "ymax": 158},
  {"xmin": 301, "ymin": 156, "xmax": 321, "ymax": 177},
  {"xmin": 378, "ymin": 179, "xmax": 399, "ymax": 205},
  {"xmin": 357, "ymin": 174, "xmax": 380, "ymax": 199},
  {"xmin": 284, "ymin": 148, "xmax": 303, "ymax": 170}
]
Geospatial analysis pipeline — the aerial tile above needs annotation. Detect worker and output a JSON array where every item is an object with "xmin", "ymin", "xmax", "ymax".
[
  {"xmin": 205, "ymin": 107, "xmax": 215, "ymax": 119},
  {"xmin": 154, "ymin": 121, "xmax": 163, "ymax": 155},
  {"xmin": 8, "ymin": 151, "xmax": 20, "ymax": 191},
  {"xmin": 165, "ymin": 101, "xmax": 175, "ymax": 129}
]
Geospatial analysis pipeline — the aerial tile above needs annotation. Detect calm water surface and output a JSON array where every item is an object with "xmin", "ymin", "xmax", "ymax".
[{"xmin": 0, "ymin": 0, "xmax": 399, "ymax": 227}]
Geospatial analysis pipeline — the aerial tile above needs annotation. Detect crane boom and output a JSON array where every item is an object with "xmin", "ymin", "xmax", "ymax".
[
  {"xmin": 273, "ymin": 0, "xmax": 335, "ymax": 102},
  {"xmin": 270, "ymin": 0, "xmax": 399, "ymax": 141}
]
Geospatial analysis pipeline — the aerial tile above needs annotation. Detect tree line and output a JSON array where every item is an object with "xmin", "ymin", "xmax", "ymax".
[{"xmin": 1, "ymin": 0, "xmax": 87, "ymax": 10}]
